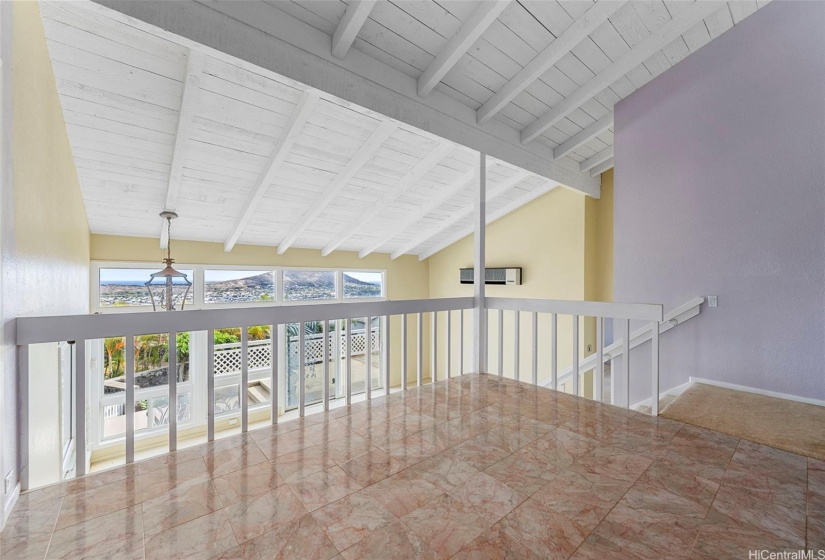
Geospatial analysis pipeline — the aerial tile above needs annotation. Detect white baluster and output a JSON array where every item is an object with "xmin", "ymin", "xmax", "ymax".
[
  {"xmin": 383, "ymin": 316, "xmax": 391, "ymax": 396},
  {"xmin": 622, "ymin": 319, "xmax": 631, "ymax": 409},
  {"xmin": 241, "ymin": 327, "xmax": 249, "ymax": 431},
  {"xmin": 531, "ymin": 312, "xmax": 538, "ymax": 386},
  {"xmin": 459, "ymin": 309, "xmax": 464, "ymax": 375},
  {"xmin": 346, "ymin": 318, "xmax": 352, "ymax": 405},
  {"xmin": 446, "ymin": 310, "xmax": 452, "ymax": 379},
  {"xmin": 497, "ymin": 308, "xmax": 504, "ymax": 377},
  {"xmin": 323, "ymin": 320, "xmax": 330, "ymax": 412},
  {"xmin": 271, "ymin": 326, "xmax": 279, "ymax": 424},
  {"xmin": 431, "ymin": 312, "xmax": 438, "ymax": 383},
  {"xmin": 299, "ymin": 323, "xmax": 306, "ymax": 417},
  {"xmin": 366, "ymin": 316, "xmax": 372, "ymax": 399},
  {"xmin": 572, "ymin": 315, "xmax": 579, "ymax": 397},
  {"xmin": 651, "ymin": 320, "xmax": 660, "ymax": 416},
  {"xmin": 417, "ymin": 312, "xmax": 423, "ymax": 387},
  {"xmin": 550, "ymin": 314, "xmax": 558, "ymax": 390},
  {"xmin": 401, "ymin": 313, "xmax": 408, "ymax": 391},
  {"xmin": 514, "ymin": 310, "xmax": 520, "ymax": 381},
  {"xmin": 595, "ymin": 318, "xmax": 604, "ymax": 403},
  {"xmin": 124, "ymin": 337, "xmax": 134, "ymax": 464},
  {"xmin": 169, "ymin": 331, "xmax": 177, "ymax": 451},
  {"xmin": 208, "ymin": 330, "xmax": 215, "ymax": 440}
]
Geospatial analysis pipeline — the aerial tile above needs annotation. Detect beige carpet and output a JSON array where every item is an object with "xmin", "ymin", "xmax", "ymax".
[{"xmin": 661, "ymin": 383, "xmax": 825, "ymax": 460}]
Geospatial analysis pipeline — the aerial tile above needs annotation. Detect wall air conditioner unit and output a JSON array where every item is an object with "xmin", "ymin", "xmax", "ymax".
[{"xmin": 459, "ymin": 267, "xmax": 522, "ymax": 286}]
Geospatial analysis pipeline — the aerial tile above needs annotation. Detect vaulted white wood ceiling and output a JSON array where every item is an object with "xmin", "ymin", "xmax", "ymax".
[{"xmin": 41, "ymin": 0, "xmax": 767, "ymax": 260}]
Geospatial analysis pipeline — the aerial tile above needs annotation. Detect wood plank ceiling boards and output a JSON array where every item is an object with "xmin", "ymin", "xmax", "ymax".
[{"xmin": 43, "ymin": 0, "xmax": 766, "ymax": 259}]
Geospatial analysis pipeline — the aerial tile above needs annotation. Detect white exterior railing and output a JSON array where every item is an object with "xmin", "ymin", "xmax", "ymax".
[{"xmin": 16, "ymin": 295, "xmax": 673, "ymax": 491}]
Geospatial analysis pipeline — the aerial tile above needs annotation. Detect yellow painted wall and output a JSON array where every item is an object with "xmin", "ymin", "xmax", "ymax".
[
  {"xmin": 585, "ymin": 169, "xmax": 614, "ymax": 303},
  {"xmin": 428, "ymin": 187, "xmax": 587, "ymax": 385},
  {"xmin": 582, "ymin": 169, "xmax": 615, "ymax": 396},
  {"xmin": 10, "ymin": 2, "xmax": 90, "ymax": 317},
  {"xmin": 90, "ymin": 234, "xmax": 430, "ymax": 388},
  {"xmin": 2, "ymin": 1, "xmax": 90, "ymax": 500},
  {"xmin": 426, "ymin": 175, "xmax": 614, "ymax": 393}
]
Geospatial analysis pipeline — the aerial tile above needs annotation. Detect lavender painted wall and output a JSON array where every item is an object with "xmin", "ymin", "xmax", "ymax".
[{"xmin": 614, "ymin": 1, "xmax": 825, "ymax": 403}]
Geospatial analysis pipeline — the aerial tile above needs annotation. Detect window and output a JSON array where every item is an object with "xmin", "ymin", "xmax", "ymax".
[
  {"xmin": 283, "ymin": 270, "xmax": 336, "ymax": 301},
  {"xmin": 98, "ymin": 267, "xmax": 194, "ymax": 308},
  {"xmin": 204, "ymin": 270, "xmax": 275, "ymax": 304},
  {"xmin": 344, "ymin": 271, "xmax": 383, "ymax": 298},
  {"xmin": 92, "ymin": 263, "xmax": 385, "ymax": 310}
]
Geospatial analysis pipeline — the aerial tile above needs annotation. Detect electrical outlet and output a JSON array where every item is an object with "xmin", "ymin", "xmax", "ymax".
[
  {"xmin": 587, "ymin": 344, "xmax": 592, "ymax": 352},
  {"xmin": 4, "ymin": 470, "xmax": 14, "ymax": 493},
  {"xmin": 708, "ymin": 296, "xmax": 718, "ymax": 308},
  {"xmin": 229, "ymin": 418, "xmax": 238, "ymax": 426}
]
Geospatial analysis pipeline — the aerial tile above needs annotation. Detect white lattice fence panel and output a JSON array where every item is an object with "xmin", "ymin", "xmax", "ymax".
[
  {"xmin": 336, "ymin": 328, "xmax": 380, "ymax": 358},
  {"xmin": 248, "ymin": 342, "xmax": 271, "ymax": 370},
  {"xmin": 351, "ymin": 332, "xmax": 366, "ymax": 355},
  {"xmin": 214, "ymin": 340, "xmax": 272, "ymax": 375},
  {"xmin": 305, "ymin": 336, "xmax": 325, "ymax": 364},
  {"xmin": 214, "ymin": 346, "xmax": 241, "ymax": 375}
]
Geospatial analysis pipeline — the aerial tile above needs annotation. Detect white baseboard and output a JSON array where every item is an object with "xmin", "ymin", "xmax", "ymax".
[
  {"xmin": 1, "ymin": 482, "xmax": 20, "ymax": 532},
  {"xmin": 631, "ymin": 381, "xmax": 691, "ymax": 411},
  {"xmin": 689, "ymin": 377, "xmax": 825, "ymax": 408}
]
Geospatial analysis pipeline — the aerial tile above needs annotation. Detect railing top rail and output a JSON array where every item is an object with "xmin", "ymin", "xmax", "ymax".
[
  {"xmin": 16, "ymin": 297, "xmax": 474, "ymax": 345},
  {"xmin": 485, "ymin": 297, "xmax": 663, "ymax": 322}
]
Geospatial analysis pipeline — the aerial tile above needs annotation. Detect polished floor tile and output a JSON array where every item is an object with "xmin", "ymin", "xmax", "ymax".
[
  {"xmin": 1, "ymin": 374, "xmax": 816, "ymax": 560},
  {"xmin": 311, "ymin": 491, "xmax": 396, "ymax": 551}
]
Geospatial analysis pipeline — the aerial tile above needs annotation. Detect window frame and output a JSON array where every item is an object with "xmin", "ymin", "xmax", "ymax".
[{"xmin": 90, "ymin": 261, "xmax": 388, "ymax": 313}]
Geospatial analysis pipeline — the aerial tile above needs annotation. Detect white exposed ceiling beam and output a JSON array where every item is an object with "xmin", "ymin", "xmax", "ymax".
[
  {"xmin": 391, "ymin": 169, "xmax": 532, "ymax": 259},
  {"xmin": 360, "ymin": 159, "xmax": 495, "ymax": 259},
  {"xmin": 160, "ymin": 50, "xmax": 204, "ymax": 249},
  {"xmin": 521, "ymin": 1, "xmax": 725, "ymax": 144},
  {"xmin": 477, "ymin": 1, "xmax": 623, "ymax": 125},
  {"xmin": 418, "ymin": 180, "xmax": 560, "ymax": 261},
  {"xmin": 418, "ymin": 0, "xmax": 512, "ymax": 97},
  {"xmin": 91, "ymin": 0, "xmax": 600, "ymax": 196},
  {"xmin": 554, "ymin": 112, "xmax": 613, "ymax": 160},
  {"xmin": 590, "ymin": 157, "xmax": 614, "ymax": 177},
  {"xmin": 580, "ymin": 145, "xmax": 614, "ymax": 173},
  {"xmin": 277, "ymin": 120, "xmax": 397, "ymax": 254},
  {"xmin": 224, "ymin": 89, "xmax": 319, "ymax": 252},
  {"xmin": 331, "ymin": 0, "xmax": 376, "ymax": 59},
  {"xmin": 320, "ymin": 141, "xmax": 455, "ymax": 257}
]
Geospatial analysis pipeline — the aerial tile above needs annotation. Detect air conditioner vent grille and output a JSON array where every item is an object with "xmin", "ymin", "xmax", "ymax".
[{"xmin": 459, "ymin": 267, "xmax": 522, "ymax": 286}]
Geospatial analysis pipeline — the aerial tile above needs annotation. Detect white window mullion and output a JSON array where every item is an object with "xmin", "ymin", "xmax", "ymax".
[
  {"xmin": 193, "ymin": 266, "xmax": 205, "ymax": 309},
  {"xmin": 276, "ymin": 269, "xmax": 284, "ymax": 304}
]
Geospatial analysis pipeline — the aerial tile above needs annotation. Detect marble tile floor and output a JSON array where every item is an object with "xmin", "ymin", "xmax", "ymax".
[{"xmin": 1, "ymin": 373, "xmax": 821, "ymax": 560}]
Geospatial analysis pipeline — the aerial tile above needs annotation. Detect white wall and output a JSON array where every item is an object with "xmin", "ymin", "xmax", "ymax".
[{"xmin": 614, "ymin": 1, "xmax": 825, "ymax": 403}]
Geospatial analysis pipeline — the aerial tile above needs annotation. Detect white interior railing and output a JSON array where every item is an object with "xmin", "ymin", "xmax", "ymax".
[
  {"xmin": 485, "ymin": 297, "xmax": 665, "ymax": 410},
  {"xmin": 550, "ymin": 297, "xmax": 705, "ymax": 392},
  {"xmin": 16, "ymin": 297, "xmax": 472, "ymax": 487},
  {"xmin": 16, "ymin": 295, "xmax": 669, "ymax": 491}
]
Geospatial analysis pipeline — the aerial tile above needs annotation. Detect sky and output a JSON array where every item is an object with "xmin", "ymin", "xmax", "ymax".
[{"xmin": 100, "ymin": 268, "xmax": 382, "ymax": 284}]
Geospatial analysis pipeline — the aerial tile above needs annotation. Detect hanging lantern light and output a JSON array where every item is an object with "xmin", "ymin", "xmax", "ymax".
[{"xmin": 145, "ymin": 211, "xmax": 192, "ymax": 311}]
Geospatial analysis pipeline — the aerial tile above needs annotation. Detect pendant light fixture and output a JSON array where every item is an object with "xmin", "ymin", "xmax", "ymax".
[{"xmin": 145, "ymin": 211, "xmax": 192, "ymax": 311}]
